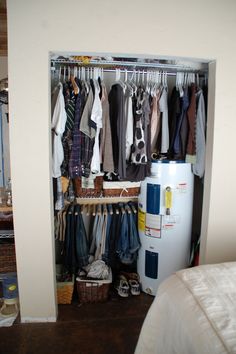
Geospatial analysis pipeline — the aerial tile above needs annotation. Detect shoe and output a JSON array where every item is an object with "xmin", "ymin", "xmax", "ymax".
[
  {"xmin": 115, "ymin": 275, "xmax": 129, "ymax": 298},
  {"xmin": 120, "ymin": 271, "xmax": 140, "ymax": 282},
  {"xmin": 128, "ymin": 279, "xmax": 140, "ymax": 296}
]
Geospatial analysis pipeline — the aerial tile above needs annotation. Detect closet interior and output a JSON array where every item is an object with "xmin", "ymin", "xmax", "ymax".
[
  {"xmin": 0, "ymin": 77, "xmax": 17, "ymax": 318},
  {"xmin": 51, "ymin": 53, "xmax": 208, "ymax": 305}
]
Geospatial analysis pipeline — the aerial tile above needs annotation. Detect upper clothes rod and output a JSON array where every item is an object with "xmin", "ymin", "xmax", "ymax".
[{"xmin": 50, "ymin": 59, "xmax": 208, "ymax": 76}]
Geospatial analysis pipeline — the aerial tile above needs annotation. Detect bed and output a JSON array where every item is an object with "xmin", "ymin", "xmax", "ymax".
[{"xmin": 135, "ymin": 262, "xmax": 236, "ymax": 354}]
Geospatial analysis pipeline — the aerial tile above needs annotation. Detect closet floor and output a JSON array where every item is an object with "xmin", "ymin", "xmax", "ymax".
[{"xmin": 0, "ymin": 292, "xmax": 153, "ymax": 354}]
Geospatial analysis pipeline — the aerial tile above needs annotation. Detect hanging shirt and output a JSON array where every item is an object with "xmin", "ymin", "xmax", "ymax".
[
  {"xmin": 79, "ymin": 84, "xmax": 96, "ymax": 177},
  {"xmin": 168, "ymin": 87, "xmax": 181, "ymax": 157},
  {"xmin": 179, "ymin": 88, "xmax": 190, "ymax": 159},
  {"xmin": 192, "ymin": 90, "xmax": 206, "ymax": 178},
  {"xmin": 142, "ymin": 92, "xmax": 151, "ymax": 159},
  {"xmin": 51, "ymin": 83, "xmax": 67, "ymax": 178},
  {"xmin": 150, "ymin": 89, "xmax": 161, "ymax": 153},
  {"xmin": 79, "ymin": 86, "xmax": 94, "ymax": 138},
  {"xmin": 159, "ymin": 87, "xmax": 169, "ymax": 154},
  {"xmin": 61, "ymin": 98, "xmax": 75, "ymax": 177},
  {"xmin": 90, "ymin": 81, "xmax": 103, "ymax": 174},
  {"xmin": 69, "ymin": 92, "xmax": 83, "ymax": 178},
  {"xmin": 186, "ymin": 83, "xmax": 197, "ymax": 164},
  {"xmin": 100, "ymin": 84, "xmax": 114, "ymax": 172},
  {"xmin": 131, "ymin": 88, "xmax": 147, "ymax": 165},
  {"xmin": 108, "ymin": 83, "xmax": 126, "ymax": 178},
  {"xmin": 125, "ymin": 88, "xmax": 134, "ymax": 161}
]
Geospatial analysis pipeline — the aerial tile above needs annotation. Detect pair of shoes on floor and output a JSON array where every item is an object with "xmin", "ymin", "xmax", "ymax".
[{"xmin": 116, "ymin": 273, "xmax": 140, "ymax": 297}]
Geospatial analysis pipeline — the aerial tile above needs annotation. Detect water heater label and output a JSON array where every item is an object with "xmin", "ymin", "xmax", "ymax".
[
  {"xmin": 164, "ymin": 215, "xmax": 181, "ymax": 229},
  {"xmin": 138, "ymin": 209, "xmax": 146, "ymax": 231},
  {"xmin": 145, "ymin": 213, "xmax": 161, "ymax": 238},
  {"xmin": 177, "ymin": 182, "xmax": 187, "ymax": 193}
]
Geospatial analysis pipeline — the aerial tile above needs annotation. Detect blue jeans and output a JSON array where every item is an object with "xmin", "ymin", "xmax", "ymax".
[
  {"xmin": 75, "ymin": 205, "xmax": 89, "ymax": 268},
  {"xmin": 117, "ymin": 208, "xmax": 140, "ymax": 265},
  {"xmin": 64, "ymin": 204, "xmax": 89, "ymax": 273},
  {"xmin": 102, "ymin": 206, "xmax": 113, "ymax": 263}
]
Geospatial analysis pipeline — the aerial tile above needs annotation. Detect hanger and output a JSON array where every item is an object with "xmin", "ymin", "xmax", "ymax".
[
  {"xmin": 107, "ymin": 204, "xmax": 113, "ymax": 215},
  {"xmin": 58, "ymin": 66, "xmax": 62, "ymax": 83},
  {"xmin": 125, "ymin": 204, "xmax": 132, "ymax": 214},
  {"xmin": 103, "ymin": 204, "xmax": 107, "ymax": 216},
  {"xmin": 129, "ymin": 202, "xmax": 137, "ymax": 214},
  {"xmin": 63, "ymin": 66, "xmax": 66, "ymax": 82},
  {"xmin": 129, "ymin": 70, "xmax": 137, "ymax": 95},
  {"xmin": 92, "ymin": 204, "xmax": 96, "ymax": 216},
  {"xmin": 120, "ymin": 204, "xmax": 126, "ymax": 215},
  {"xmin": 116, "ymin": 68, "xmax": 126, "ymax": 92},
  {"xmin": 97, "ymin": 204, "xmax": 102, "ymax": 216},
  {"xmin": 70, "ymin": 74, "xmax": 79, "ymax": 95},
  {"xmin": 80, "ymin": 204, "xmax": 84, "ymax": 214},
  {"xmin": 87, "ymin": 205, "xmax": 91, "ymax": 216},
  {"xmin": 115, "ymin": 205, "xmax": 120, "ymax": 215}
]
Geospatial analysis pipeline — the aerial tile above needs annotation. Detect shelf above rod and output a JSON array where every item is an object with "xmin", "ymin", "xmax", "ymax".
[
  {"xmin": 76, "ymin": 196, "xmax": 138, "ymax": 205},
  {"xmin": 51, "ymin": 58, "xmax": 208, "ymax": 74}
]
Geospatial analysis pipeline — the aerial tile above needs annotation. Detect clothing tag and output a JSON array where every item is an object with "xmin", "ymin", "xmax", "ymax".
[{"xmin": 81, "ymin": 176, "xmax": 95, "ymax": 189}]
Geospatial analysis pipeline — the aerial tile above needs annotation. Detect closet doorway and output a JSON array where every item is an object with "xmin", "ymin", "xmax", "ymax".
[{"xmin": 50, "ymin": 52, "xmax": 214, "ymax": 311}]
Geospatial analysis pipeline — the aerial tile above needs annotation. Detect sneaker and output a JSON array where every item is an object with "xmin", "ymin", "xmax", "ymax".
[
  {"xmin": 115, "ymin": 275, "xmax": 129, "ymax": 298},
  {"xmin": 128, "ymin": 279, "xmax": 140, "ymax": 296}
]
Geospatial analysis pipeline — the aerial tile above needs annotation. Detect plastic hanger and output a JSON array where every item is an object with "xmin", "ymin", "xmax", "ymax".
[
  {"xmin": 59, "ymin": 66, "xmax": 62, "ymax": 83},
  {"xmin": 125, "ymin": 204, "xmax": 132, "ymax": 214},
  {"xmin": 70, "ymin": 72, "xmax": 79, "ymax": 95},
  {"xmin": 63, "ymin": 66, "xmax": 66, "ymax": 82},
  {"xmin": 115, "ymin": 205, "xmax": 119, "ymax": 215},
  {"xmin": 129, "ymin": 203, "xmax": 137, "ymax": 214},
  {"xmin": 80, "ymin": 205, "xmax": 84, "ymax": 214},
  {"xmin": 97, "ymin": 204, "xmax": 101, "ymax": 216},
  {"xmin": 108, "ymin": 204, "xmax": 113, "ymax": 215},
  {"xmin": 92, "ymin": 204, "xmax": 96, "ymax": 216},
  {"xmin": 120, "ymin": 203, "xmax": 125, "ymax": 215},
  {"xmin": 87, "ymin": 205, "xmax": 91, "ymax": 216},
  {"xmin": 103, "ymin": 204, "xmax": 107, "ymax": 216}
]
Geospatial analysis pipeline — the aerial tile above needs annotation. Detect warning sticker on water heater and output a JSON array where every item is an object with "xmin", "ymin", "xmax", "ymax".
[
  {"xmin": 163, "ymin": 215, "xmax": 181, "ymax": 230},
  {"xmin": 138, "ymin": 209, "xmax": 146, "ymax": 232},
  {"xmin": 176, "ymin": 183, "xmax": 187, "ymax": 193},
  {"xmin": 145, "ymin": 213, "xmax": 161, "ymax": 238}
]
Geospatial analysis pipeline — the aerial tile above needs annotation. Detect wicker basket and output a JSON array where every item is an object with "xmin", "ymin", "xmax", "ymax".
[
  {"xmin": 0, "ymin": 243, "xmax": 17, "ymax": 273},
  {"xmin": 57, "ymin": 276, "xmax": 74, "ymax": 304},
  {"xmin": 74, "ymin": 176, "xmax": 103, "ymax": 198},
  {"xmin": 76, "ymin": 271, "xmax": 112, "ymax": 303},
  {"xmin": 103, "ymin": 181, "xmax": 140, "ymax": 197}
]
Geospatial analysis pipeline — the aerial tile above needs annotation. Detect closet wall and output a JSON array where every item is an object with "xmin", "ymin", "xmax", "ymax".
[
  {"xmin": 0, "ymin": 57, "xmax": 8, "ymax": 80},
  {"xmin": 7, "ymin": 0, "xmax": 236, "ymax": 321}
]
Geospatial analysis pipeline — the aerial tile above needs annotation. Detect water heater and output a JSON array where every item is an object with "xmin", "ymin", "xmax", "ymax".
[{"xmin": 137, "ymin": 161, "xmax": 194, "ymax": 295}]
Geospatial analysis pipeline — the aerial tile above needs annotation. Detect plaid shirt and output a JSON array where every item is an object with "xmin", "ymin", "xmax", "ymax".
[
  {"xmin": 80, "ymin": 133, "xmax": 95, "ymax": 178},
  {"xmin": 69, "ymin": 92, "xmax": 83, "ymax": 178},
  {"xmin": 61, "ymin": 98, "xmax": 75, "ymax": 177}
]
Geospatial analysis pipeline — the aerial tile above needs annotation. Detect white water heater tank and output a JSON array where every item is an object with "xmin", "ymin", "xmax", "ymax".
[{"xmin": 137, "ymin": 161, "xmax": 194, "ymax": 295}]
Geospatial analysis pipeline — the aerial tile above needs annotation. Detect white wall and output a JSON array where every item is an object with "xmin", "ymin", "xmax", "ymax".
[
  {"xmin": 7, "ymin": 0, "xmax": 236, "ymax": 320},
  {"xmin": 0, "ymin": 56, "xmax": 8, "ymax": 80}
]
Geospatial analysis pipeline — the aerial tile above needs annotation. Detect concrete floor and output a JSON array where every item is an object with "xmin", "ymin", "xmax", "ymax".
[{"xmin": 0, "ymin": 292, "xmax": 153, "ymax": 354}]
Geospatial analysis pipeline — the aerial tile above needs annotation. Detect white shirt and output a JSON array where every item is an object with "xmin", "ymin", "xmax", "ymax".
[
  {"xmin": 159, "ymin": 88, "xmax": 169, "ymax": 154},
  {"xmin": 91, "ymin": 81, "xmax": 103, "ymax": 173},
  {"xmin": 51, "ymin": 83, "xmax": 67, "ymax": 178},
  {"xmin": 193, "ymin": 90, "xmax": 206, "ymax": 178},
  {"xmin": 125, "ymin": 92, "xmax": 134, "ymax": 160}
]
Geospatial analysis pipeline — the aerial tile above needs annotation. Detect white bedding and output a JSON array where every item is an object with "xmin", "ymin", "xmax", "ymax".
[{"xmin": 135, "ymin": 262, "xmax": 236, "ymax": 354}]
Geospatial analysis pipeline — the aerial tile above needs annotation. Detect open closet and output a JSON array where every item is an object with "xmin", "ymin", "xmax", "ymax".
[{"xmin": 50, "ymin": 53, "xmax": 208, "ymax": 306}]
